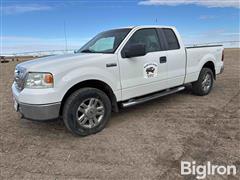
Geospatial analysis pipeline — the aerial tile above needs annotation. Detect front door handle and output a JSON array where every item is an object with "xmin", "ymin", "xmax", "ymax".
[
  {"xmin": 159, "ymin": 56, "xmax": 167, "ymax": 63},
  {"xmin": 106, "ymin": 63, "xmax": 117, "ymax": 67}
]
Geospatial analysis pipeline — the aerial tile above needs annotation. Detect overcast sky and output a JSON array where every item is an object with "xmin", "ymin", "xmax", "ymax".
[{"xmin": 1, "ymin": 0, "xmax": 239, "ymax": 54}]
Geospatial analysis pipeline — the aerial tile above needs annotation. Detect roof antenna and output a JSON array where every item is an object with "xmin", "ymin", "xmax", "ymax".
[
  {"xmin": 155, "ymin": 18, "xmax": 158, "ymax": 24},
  {"xmin": 64, "ymin": 21, "xmax": 68, "ymax": 53}
]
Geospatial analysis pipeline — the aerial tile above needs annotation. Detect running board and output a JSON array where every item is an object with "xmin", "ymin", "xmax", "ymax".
[{"xmin": 121, "ymin": 86, "xmax": 185, "ymax": 108}]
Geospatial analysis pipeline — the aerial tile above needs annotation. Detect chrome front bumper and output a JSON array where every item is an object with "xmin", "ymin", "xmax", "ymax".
[
  {"xmin": 12, "ymin": 83, "xmax": 61, "ymax": 121},
  {"xmin": 16, "ymin": 101, "xmax": 61, "ymax": 121}
]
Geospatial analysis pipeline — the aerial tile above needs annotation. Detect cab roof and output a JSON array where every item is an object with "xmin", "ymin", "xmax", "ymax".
[{"xmin": 116, "ymin": 25, "xmax": 175, "ymax": 30}]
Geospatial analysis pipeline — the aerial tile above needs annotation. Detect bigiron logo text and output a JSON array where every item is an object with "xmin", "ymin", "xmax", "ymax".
[{"xmin": 181, "ymin": 161, "xmax": 237, "ymax": 179}]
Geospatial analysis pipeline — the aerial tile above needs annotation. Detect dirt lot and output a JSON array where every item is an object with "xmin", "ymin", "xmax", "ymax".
[{"xmin": 0, "ymin": 49, "xmax": 239, "ymax": 179}]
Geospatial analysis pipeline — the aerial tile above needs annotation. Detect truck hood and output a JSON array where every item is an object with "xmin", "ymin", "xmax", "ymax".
[{"xmin": 17, "ymin": 53, "xmax": 114, "ymax": 73}]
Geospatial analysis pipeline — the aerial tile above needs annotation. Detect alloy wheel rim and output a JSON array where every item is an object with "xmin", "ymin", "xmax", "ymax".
[
  {"xmin": 76, "ymin": 98, "xmax": 105, "ymax": 129},
  {"xmin": 202, "ymin": 73, "xmax": 212, "ymax": 92}
]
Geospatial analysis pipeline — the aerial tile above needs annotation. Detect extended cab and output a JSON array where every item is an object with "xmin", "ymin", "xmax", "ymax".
[{"xmin": 12, "ymin": 26, "xmax": 224, "ymax": 136}]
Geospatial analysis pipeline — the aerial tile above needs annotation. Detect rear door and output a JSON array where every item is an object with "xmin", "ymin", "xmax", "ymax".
[
  {"xmin": 118, "ymin": 28, "xmax": 169, "ymax": 100},
  {"xmin": 158, "ymin": 28, "xmax": 186, "ymax": 87}
]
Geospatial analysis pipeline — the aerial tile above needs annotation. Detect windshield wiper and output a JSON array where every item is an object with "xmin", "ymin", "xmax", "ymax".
[{"xmin": 81, "ymin": 49, "xmax": 94, "ymax": 53}]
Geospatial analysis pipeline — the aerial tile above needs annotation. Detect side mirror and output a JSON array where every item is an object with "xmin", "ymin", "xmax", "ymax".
[
  {"xmin": 74, "ymin": 49, "xmax": 78, "ymax": 54},
  {"xmin": 122, "ymin": 43, "xmax": 146, "ymax": 58}
]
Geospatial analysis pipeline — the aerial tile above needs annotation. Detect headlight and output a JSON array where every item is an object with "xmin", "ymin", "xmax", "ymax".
[{"xmin": 25, "ymin": 72, "xmax": 54, "ymax": 89}]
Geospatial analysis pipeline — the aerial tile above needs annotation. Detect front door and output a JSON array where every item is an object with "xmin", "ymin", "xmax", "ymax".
[{"xmin": 118, "ymin": 28, "xmax": 169, "ymax": 100}]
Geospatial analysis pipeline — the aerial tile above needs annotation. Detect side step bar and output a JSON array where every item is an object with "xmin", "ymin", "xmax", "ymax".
[{"xmin": 121, "ymin": 86, "xmax": 185, "ymax": 108}]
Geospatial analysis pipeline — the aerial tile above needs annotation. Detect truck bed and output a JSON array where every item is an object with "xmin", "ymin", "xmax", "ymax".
[{"xmin": 184, "ymin": 45, "xmax": 224, "ymax": 84}]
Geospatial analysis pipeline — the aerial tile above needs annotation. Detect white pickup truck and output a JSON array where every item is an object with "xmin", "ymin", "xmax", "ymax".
[{"xmin": 12, "ymin": 26, "xmax": 224, "ymax": 136}]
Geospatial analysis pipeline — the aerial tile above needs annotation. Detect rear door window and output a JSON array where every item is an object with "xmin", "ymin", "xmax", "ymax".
[{"xmin": 162, "ymin": 29, "xmax": 180, "ymax": 50}]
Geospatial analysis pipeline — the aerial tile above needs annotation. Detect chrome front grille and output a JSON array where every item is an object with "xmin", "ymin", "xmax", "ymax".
[{"xmin": 14, "ymin": 66, "xmax": 27, "ymax": 91}]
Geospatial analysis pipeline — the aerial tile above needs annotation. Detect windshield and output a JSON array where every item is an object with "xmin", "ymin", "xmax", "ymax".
[{"xmin": 77, "ymin": 28, "xmax": 132, "ymax": 54}]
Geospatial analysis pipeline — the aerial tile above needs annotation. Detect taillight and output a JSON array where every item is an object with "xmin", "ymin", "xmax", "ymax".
[{"xmin": 221, "ymin": 50, "xmax": 224, "ymax": 61}]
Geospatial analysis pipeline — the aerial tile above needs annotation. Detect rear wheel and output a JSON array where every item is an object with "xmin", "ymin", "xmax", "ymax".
[
  {"xmin": 63, "ymin": 88, "xmax": 111, "ymax": 136},
  {"xmin": 192, "ymin": 68, "xmax": 214, "ymax": 96}
]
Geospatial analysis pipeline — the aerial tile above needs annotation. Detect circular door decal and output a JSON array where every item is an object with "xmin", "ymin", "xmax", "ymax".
[{"xmin": 143, "ymin": 63, "xmax": 158, "ymax": 78}]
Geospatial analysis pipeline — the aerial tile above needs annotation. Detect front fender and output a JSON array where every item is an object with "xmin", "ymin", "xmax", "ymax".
[{"xmin": 56, "ymin": 66, "xmax": 121, "ymax": 102}]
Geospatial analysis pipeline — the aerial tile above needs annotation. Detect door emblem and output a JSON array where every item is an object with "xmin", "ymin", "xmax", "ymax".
[{"xmin": 143, "ymin": 63, "xmax": 158, "ymax": 78}]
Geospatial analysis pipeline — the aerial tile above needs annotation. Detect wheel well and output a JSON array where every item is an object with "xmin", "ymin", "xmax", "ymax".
[
  {"xmin": 203, "ymin": 61, "xmax": 216, "ymax": 79},
  {"xmin": 59, "ymin": 80, "xmax": 119, "ymax": 115}
]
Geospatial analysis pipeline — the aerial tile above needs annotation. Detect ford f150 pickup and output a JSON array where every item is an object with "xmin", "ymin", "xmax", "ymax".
[{"xmin": 12, "ymin": 26, "xmax": 224, "ymax": 136}]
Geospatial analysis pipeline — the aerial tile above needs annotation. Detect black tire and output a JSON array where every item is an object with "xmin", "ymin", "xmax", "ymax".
[
  {"xmin": 192, "ymin": 68, "xmax": 214, "ymax": 96},
  {"xmin": 63, "ymin": 88, "xmax": 111, "ymax": 136}
]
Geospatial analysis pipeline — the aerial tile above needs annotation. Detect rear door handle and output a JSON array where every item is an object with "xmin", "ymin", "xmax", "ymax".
[{"xmin": 159, "ymin": 56, "xmax": 167, "ymax": 63}]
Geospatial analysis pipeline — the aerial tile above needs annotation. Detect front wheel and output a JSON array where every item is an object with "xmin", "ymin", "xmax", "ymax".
[
  {"xmin": 63, "ymin": 88, "xmax": 111, "ymax": 136},
  {"xmin": 192, "ymin": 68, "xmax": 214, "ymax": 96}
]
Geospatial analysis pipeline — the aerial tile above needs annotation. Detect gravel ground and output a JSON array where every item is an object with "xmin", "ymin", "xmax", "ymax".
[{"xmin": 0, "ymin": 49, "xmax": 239, "ymax": 180}]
